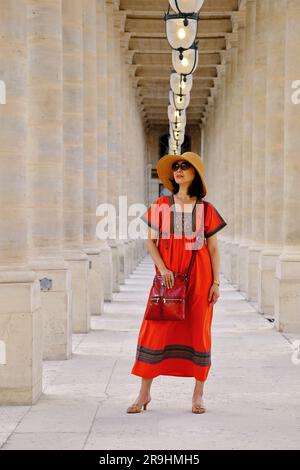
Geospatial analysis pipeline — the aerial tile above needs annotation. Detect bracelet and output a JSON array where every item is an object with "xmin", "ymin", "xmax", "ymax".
[{"xmin": 213, "ymin": 280, "xmax": 220, "ymax": 286}]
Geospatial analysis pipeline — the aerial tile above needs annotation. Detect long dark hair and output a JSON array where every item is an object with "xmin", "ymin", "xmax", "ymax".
[{"xmin": 169, "ymin": 164, "xmax": 205, "ymax": 199}]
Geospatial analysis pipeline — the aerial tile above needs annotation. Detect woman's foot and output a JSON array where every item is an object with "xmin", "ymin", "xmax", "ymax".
[
  {"xmin": 192, "ymin": 393, "xmax": 206, "ymax": 414},
  {"xmin": 126, "ymin": 393, "xmax": 151, "ymax": 413}
]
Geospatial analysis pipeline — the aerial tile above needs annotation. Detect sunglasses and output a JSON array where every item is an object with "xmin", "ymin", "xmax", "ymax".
[{"xmin": 171, "ymin": 161, "xmax": 192, "ymax": 172}]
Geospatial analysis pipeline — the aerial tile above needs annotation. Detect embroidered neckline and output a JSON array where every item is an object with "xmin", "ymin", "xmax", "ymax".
[{"xmin": 167, "ymin": 194, "xmax": 201, "ymax": 234}]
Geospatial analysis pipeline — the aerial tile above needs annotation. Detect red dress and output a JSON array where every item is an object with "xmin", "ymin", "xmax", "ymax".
[{"xmin": 131, "ymin": 194, "xmax": 227, "ymax": 382}]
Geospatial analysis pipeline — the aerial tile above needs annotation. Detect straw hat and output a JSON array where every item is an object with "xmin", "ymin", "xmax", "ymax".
[{"xmin": 156, "ymin": 151, "xmax": 207, "ymax": 196}]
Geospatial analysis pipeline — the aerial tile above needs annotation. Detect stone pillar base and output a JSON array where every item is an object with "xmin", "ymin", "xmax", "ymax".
[
  {"xmin": 222, "ymin": 239, "xmax": 233, "ymax": 281},
  {"xmin": 139, "ymin": 239, "xmax": 148, "ymax": 262},
  {"xmin": 137, "ymin": 238, "xmax": 144, "ymax": 264},
  {"xmin": 107, "ymin": 241, "xmax": 121, "ymax": 293},
  {"xmin": 129, "ymin": 240, "xmax": 136, "ymax": 273},
  {"xmin": 64, "ymin": 251, "xmax": 90, "ymax": 334},
  {"xmin": 137, "ymin": 238, "xmax": 144, "ymax": 262},
  {"xmin": 123, "ymin": 240, "xmax": 132, "ymax": 278},
  {"xmin": 117, "ymin": 240, "xmax": 125, "ymax": 285},
  {"xmin": 0, "ymin": 270, "xmax": 42, "ymax": 405},
  {"xmin": 98, "ymin": 241, "xmax": 113, "ymax": 302},
  {"xmin": 247, "ymin": 244, "xmax": 264, "ymax": 303},
  {"xmin": 237, "ymin": 242, "xmax": 249, "ymax": 296},
  {"xmin": 84, "ymin": 247, "xmax": 104, "ymax": 316},
  {"xmin": 136, "ymin": 240, "xmax": 140, "ymax": 262},
  {"xmin": 217, "ymin": 238, "xmax": 224, "ymax": 268},
  {"xmin": 258, "ymin": 247, "xmax": 282, "ymax": 314},
  {"xmin": 30, "ymin": 258, "xmax": 72, "ymax": 361},
  {"xmin": 230, "ymin": 241, "xmax": 240, "ymax": 285},
  {"xmin": 133, "ymin": 239, "xmax": 139, "ymax": 272},
  {"xmin": 275, "ymin": 252, "xmax": 300, "ymax": 333}
]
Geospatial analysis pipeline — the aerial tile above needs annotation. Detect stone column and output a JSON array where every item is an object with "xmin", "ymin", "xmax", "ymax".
[
  {"xmin": 112, "ymin": 10, "xmax": 126, "ymax": 286},
  {"xmin": 128, "ymin": 77, "xmax": 145, "ymax": 266},
  {"xmin": 217, "ymin": 70, "xmax": 227, "ymax": 273},
  {"xmin": 118, "ymin": 33, "xmax": 130, "ymax": 279},
  {"xmin": 238, "ymin": 0, "xmax": 256, "ymax": 295},
  {"xmin": 80, "ymin": 0, "xmax": 105, "ymax": 318},
  {"xmin": 96, "ymin": 0, "xmax": 113, "ymax": 302},
  {"xmin": 105, "ymin": 1, "xmax": 121, "ymax": 292},
  {"xmin": 27, "ymin": 0, "xmax": 72, "ymax": 360},
  {"xmin": 0, "ymin": 0, "xmax": 43, "ymax": 405},
  {"xmin": 121, "ymin": 47, "xmax": 135, "ymax": 278},
  {"xmin": 135, "ymin": 92, "xmax": 148, "ymax": 263},
  {"xmin": 258, "ymin": 0, "xmax": 285, "ymax": 314},
  {"xmin": 211, "ymin": 89, "xmax": 219, "ymax": 207},
  {"xmin": 62, "ymin": 0, "xmax": 90, "ymax": 334},
  {"xmin": 227, "ymin": 48, "xmax": 238, "ymax": 283},
  {"xmin": 233, "ymin": 24, "xmax": 245, "ymax": 286},
  {"xmin": 223, "ymin": 57, "xmax": 233, "ymax": 280},
  {"xmin": 275, "ymin": 0, "xmax": 300, "ymax": 332},
  {"xmin": 247, "ymin": 0, "xmax": 268, "ymax": 303}
]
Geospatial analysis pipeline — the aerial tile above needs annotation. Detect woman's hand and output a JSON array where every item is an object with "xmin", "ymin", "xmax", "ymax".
[
  {"xmin": 208, "ymin": 284, "xmax": 220, "ymax": 305},
  {"xmin": 160, "ymin": 267, "xmax": 174, "ymax": 289}
]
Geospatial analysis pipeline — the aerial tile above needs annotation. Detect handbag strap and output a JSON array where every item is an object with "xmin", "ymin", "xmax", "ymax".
[{"xmin": 185, "ymin": 248, "xmax": 197, "ymax": 282}]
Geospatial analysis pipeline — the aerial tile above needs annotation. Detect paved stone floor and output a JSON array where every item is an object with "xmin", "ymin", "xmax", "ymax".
[{"xmin": 0, "ymin": 255, "xmax": 300, "ymax": 450}]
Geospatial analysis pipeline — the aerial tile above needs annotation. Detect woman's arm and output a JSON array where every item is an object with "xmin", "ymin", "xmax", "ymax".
[{"xmin": 206, "ymin": 233, "xmax": 220, "ymax": 304}]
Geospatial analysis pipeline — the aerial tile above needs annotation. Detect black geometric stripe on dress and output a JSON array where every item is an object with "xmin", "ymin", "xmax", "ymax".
[
  {"xmin": 136, "ymin": 344, "xmax": 211, "ymax": 367},
  {"xmin": 204, "ymin": 206, "xmax": 227, "ymax": 238}
]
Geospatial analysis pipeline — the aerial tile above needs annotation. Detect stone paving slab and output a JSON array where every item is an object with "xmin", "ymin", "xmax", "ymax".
[{"xmin": 0, "ymin": 255, "xmax": 300, "ymax": 450}]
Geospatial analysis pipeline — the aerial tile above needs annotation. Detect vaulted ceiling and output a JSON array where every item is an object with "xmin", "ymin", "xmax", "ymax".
[{"xmin": 119, "ymin": 0, "xmax": 245, "ymax": 130}]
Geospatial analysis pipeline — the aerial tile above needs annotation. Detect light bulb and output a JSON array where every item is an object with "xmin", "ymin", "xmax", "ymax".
[
  {"xmin": 177, "ymin": 28, "xmax": 186, "ymax": 39},
  {"xmin": 182, "ymin": 57, "xmax": 189, "ymax": 67}
]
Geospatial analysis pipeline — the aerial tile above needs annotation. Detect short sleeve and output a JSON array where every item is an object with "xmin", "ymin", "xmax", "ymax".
[
  {"xmin": 204, "ymin": 202, "xmax": 227, "ymax": 238},
  {"xmin": 140, "ymin": 197, "xmax": 162, "ymax": 232}
]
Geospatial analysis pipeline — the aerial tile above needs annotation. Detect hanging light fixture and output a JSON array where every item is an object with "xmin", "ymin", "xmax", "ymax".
[
  {"xmin": 169, "ymin": 0, "xmax": 205, "ymax": 14},
  {"xmin": 168, "ymin": 105, "xmax": 186, "ymax": 123},
  {"xmin": 169, "ymin": 134, "xmax": 183, "ymax": 145},
  {"xmin": 169, "ymin": 118, "xmax": 186, "ymax": 136},
  {"xmin": 169, "ymin": 147, "xmax": 181, "ymax": 156},
  {"xmin": 169, "ymin": 144, "xmax": 181, "ymax": 155},
  {"xmin": 169, "ymin": 139, "xmax": 181, "ymax": 153},
  {"xmin": 170, "ymin": 71, "xmax": 193, "ymax": 95},
  {"xmin": 169, "ymin": 127, "xmax": 185, "ymax": 145},
  {"xmin": 172, "ymin": 42, "xmax": 198, "ymax": 75},
  {"xmin": 169, "ymin": 90, "xmax": 190, "ymax": 111},
  {"xmin": 173, "ymin": 129, "xmax": 184, "ymax": 141},
  {"xmin": 164, "ymin": 10, "xmax": 199, "ymax": 55},
  {"xmin": 174, "ymin": 134, "xmax": 185, "ymax": 145},
  {"xmin": 169, "ymin": 113, "xmax": 186, "ymax": 134},
  {"xmin": 169, "ymin": 121, "xmax": 185, "ymax": 136},
  {"xmin": 170, "ymin": 119, "xmax": 186, "ymax": 133},
  {"xmin": 169, "ymin": 131, "xmax": 184, "ymax": 146},
  {"xmin": 162, "ymin": 1, "xmax": 204, "ymax": 150}
]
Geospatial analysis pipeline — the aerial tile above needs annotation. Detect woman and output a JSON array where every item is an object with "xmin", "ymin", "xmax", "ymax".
[{"xmin": 127, "ymin": 152, "xmax": 227, "ymax": 414}]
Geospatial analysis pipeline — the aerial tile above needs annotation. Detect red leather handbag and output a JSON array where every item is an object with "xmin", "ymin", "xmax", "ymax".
[{"xmin": 144, "ymin": 249, "xmax": 197, "ymax": 321}]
